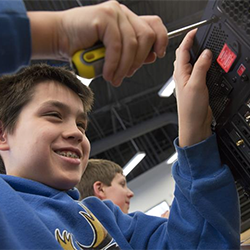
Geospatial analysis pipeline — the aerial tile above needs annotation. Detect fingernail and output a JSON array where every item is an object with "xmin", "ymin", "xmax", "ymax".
[
  {"xmin": 106, "ymin": 75, "xmax": 113, "ymax": 83},
  {"xmin": 112, "ymin": 78, "xmax": 123, "ymax": 87},
  {"xmin": 159, "ymin": 50, "xmax": 166, "ymax": 58},
  {"xmin": 104, "ymin": 71, "xmax": 113, "ymax": 83},
  {"xmin": 202, "ymin": 49, "xmax": 212, "ymax": 59}
]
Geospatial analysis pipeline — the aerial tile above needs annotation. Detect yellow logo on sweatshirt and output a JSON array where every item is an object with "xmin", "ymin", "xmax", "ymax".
[{"xmin": 55, "ymin": 203, "xmax": 120, "ymax": 250}]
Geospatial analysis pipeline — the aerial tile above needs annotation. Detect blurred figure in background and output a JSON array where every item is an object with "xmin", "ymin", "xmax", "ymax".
[{"xmin": 76, "ymin": 159, "xmax": 134, "ymax": 213}]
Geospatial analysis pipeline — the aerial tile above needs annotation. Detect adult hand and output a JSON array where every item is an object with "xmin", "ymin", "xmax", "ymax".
[
  {"xmin": 28, "ymin": 1, "xmax": 168, "ymax": 86},
  {"xmin": 173, "ymin": 29, "xmax": 213, "ymax": 147}
]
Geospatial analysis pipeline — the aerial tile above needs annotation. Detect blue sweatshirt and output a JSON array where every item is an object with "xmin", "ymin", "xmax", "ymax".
[
  {"xmin": 0, "ymin": 0, "xmax": 31, "ymax": 75},
  {"xmin": 0, "ymin": 135, "xmax": 240, "ymax": 249}
]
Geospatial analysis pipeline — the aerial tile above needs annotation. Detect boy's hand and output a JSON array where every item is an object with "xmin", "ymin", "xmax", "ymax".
[
  {"xmin": 161, "ymin": 210, "xmax": 170, "ymax": 219},
  {"xmin": 173, "ymin": 29, "xmax": 213, "ymax": 147},
  {"xmin": 28, "ymin": 1, "xmax": 168, "ymax": 87}
]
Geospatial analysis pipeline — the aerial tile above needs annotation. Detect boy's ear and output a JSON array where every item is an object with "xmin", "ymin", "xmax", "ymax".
[
  {"xmin": 0, "ymin": 122, "xmax": 9, "ymax": 151},
  {"xmin": 93, "ymin": 181, "xmax": 106, "ymax": 200}
]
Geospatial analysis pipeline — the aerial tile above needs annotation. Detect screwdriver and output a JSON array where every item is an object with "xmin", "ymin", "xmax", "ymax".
[{"xmin": 71, "ymin": 17, "xmax": 216, "ymax": 79}]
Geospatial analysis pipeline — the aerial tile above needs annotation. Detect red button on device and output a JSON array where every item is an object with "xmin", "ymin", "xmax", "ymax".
[
  {"xmin": 217, "ymin": 44, "xmax": 237, "ymax": 73},
  {"xmin": 237, "ymin": 64, "xmax": 246, "ymax": 76}
]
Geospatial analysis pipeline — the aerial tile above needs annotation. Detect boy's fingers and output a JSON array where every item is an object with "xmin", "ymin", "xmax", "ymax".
[
  {"xmin": 174, "ymin": 29, "xmax": 197, "ymax": 85},
  {"xmin": 178, "ymin": 29, "xmax": 197, "ymax": 49},
  {"xmin": 189, "ymin": 49, "xmax": 212, "ymax": 86},
  {"xmin": 176, "ymin": 29, "xmax": 197, "ymax": 66}
]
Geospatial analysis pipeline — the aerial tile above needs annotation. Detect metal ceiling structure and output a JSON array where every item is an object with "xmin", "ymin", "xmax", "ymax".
[{"xmin": 24, "ymin": 0, "xmax": 208, "ymax": 182}]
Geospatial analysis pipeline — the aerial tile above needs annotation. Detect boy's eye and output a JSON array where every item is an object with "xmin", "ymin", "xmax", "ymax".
[
  {"xmin": 46, "ymin": 112, "xmax": 62, "ymax": 119},
  {"xmin": 77, "ymin": 122, "xmax": 87, "ymax": 133},
  {"xmin": 120, "ymin": 181, "xmax": 126, "ymax": 187}
]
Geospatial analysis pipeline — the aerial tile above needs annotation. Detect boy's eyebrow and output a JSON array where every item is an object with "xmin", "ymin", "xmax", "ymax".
[{"xmin": 41, "ymin": 100, "xmax": 87, "ymax": 121}]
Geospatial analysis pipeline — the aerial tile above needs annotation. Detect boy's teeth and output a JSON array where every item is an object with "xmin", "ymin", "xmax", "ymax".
[{"xmin": 56, "ymin": 151, "xmax": 79, "ymax": 159}]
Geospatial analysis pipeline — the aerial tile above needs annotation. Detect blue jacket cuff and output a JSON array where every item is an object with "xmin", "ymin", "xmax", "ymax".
[{"xmin": 173, "ymin": 134, "xmax": 222, "ymax": 179}]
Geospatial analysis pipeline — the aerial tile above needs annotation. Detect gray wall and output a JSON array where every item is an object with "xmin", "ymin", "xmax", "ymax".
[{"xmin": 128, "ymin": 161, "xmax": 175, "ymax": 213}]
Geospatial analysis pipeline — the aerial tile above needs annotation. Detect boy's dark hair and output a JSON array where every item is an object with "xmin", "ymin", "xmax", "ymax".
[
  {"xmin": 76, "ymin": 159, "xmax": 123, "ymax": 200},
  {"xmin": 0, "ymin": 64, "xmax": 94, "ymax": 174}
]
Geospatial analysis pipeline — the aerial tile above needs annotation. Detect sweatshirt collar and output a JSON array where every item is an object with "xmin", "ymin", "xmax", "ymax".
[{"xmin": 0, "ymin": 174, "xmax": 80, "ymax": 200}]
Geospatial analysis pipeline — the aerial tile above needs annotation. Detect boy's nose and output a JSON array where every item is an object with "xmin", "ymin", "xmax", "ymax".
[
  {"xmin": 128, "ymin": 189, "xmax": 134, "ymax": 198},
  {"xmin": 62, "ymin": 124, "xmax": 83, "ymax": 142}
]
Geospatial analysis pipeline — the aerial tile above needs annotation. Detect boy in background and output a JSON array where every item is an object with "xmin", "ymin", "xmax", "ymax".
[
  {"xmin": 76, "ymin": 159, "xmax": 134, "ymax": 213},
  {"xmin": 77, "ymin": 159, "xmax": 170, "ymax": 217},
  {"xmin": 0, "ymin": 30, "xmax": 240, "ymax": 249}
]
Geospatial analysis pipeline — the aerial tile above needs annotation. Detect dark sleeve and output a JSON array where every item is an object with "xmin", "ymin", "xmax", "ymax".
[{"xmin": 0, "ymin": 0, "xmax": 31, "ymax": 75}]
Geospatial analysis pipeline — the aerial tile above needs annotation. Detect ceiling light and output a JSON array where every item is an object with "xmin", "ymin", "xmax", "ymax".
[
  {"xmin": 123, "ymin": 152, "xmax": 146, "ymax": 176},
  {"xmin": 158, "ymin": 76, "xmax": 175, "ymax": 97},
  {"xmin": 166, "ymin": 152, "xmax": 178, "ymax": 164},
  {"xmin": 76, "ymin": 75, "xmax": 93, "ymax": 86}
]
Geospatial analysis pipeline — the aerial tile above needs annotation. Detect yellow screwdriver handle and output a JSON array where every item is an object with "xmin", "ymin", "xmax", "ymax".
[
  {"xmin": 71, "ymin": 44, "xmax": 105, "ymax": 79},
  {"xmin": 71, "ymin": 18, "xmax": 215, "ymax": 79}
]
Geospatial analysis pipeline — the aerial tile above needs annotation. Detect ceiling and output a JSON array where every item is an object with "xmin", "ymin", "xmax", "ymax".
[{"xmin": 24, "ymin": 0, "xmax": 208, "ymax": 182}]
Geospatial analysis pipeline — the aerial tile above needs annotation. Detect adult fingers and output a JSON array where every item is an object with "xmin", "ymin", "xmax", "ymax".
[
  {"xmin": 105, "ymin": 4, "xmax": 138, "ymax": 86},
  {"xmin": 140, "ymin": 16, "xmax": 168, "ymax": 60},
  {"xmin": 60, "ymin": 2, "xmax": 124, "ymax": 82},
  {"xmin": 97, "ymin": 2, "xmax": 137, "ymax": 85},
  {"xmin": 124, "ymin": 14, "xmax": 168, "ymax": 75},
  {"xmin": 111, "ymin": 6, "xmax": 168, "ymax": 83},
  {"xmin": 118, "ymin": 8, "xmax": 156, "ymax": 78}
]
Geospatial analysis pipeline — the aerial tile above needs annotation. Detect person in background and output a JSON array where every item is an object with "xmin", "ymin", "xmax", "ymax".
[
  {"xmin": 1, "ymin": 0, "xmax": 168, "ymax": 86},
  {"xmin": 76, "ymin": 159, "xmax": 170, "ymax": 217},
  {"xmin": 76, "ymin": 159, "xmax": 134, "ymax": 213}
]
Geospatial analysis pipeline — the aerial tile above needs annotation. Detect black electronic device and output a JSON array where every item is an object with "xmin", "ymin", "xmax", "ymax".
[{"xmin": 191, "ymin": 0, "xmax": 250, "ymax": 193}]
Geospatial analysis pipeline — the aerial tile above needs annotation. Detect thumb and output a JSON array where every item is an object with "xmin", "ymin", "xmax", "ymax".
[{"xmin": 189, "ymin": 49, "xmax": 213, "ymax": 85}]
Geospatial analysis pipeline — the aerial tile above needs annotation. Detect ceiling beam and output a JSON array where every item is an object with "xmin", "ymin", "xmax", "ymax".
[{"xmin": 90, "ymin": 112, "xmax": 178, "ymax": 156}]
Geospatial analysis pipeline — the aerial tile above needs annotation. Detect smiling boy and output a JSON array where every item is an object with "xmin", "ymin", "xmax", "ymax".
[
  {"xmin": 0, "ymin": 65, "xmax": 93, "ymax": 190},
  {"xmin": 0, "ymin": 46, "xmax": 240, "ymax": 249},
  {"xmin": 3, "ymin": 82, "xmax": 90, "ymax": 190}
]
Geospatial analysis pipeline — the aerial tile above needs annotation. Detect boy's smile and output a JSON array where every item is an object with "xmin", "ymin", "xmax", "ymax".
[{"xmin": 2, "ymin": 80, "xmax": 90, "ymax": 190}]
